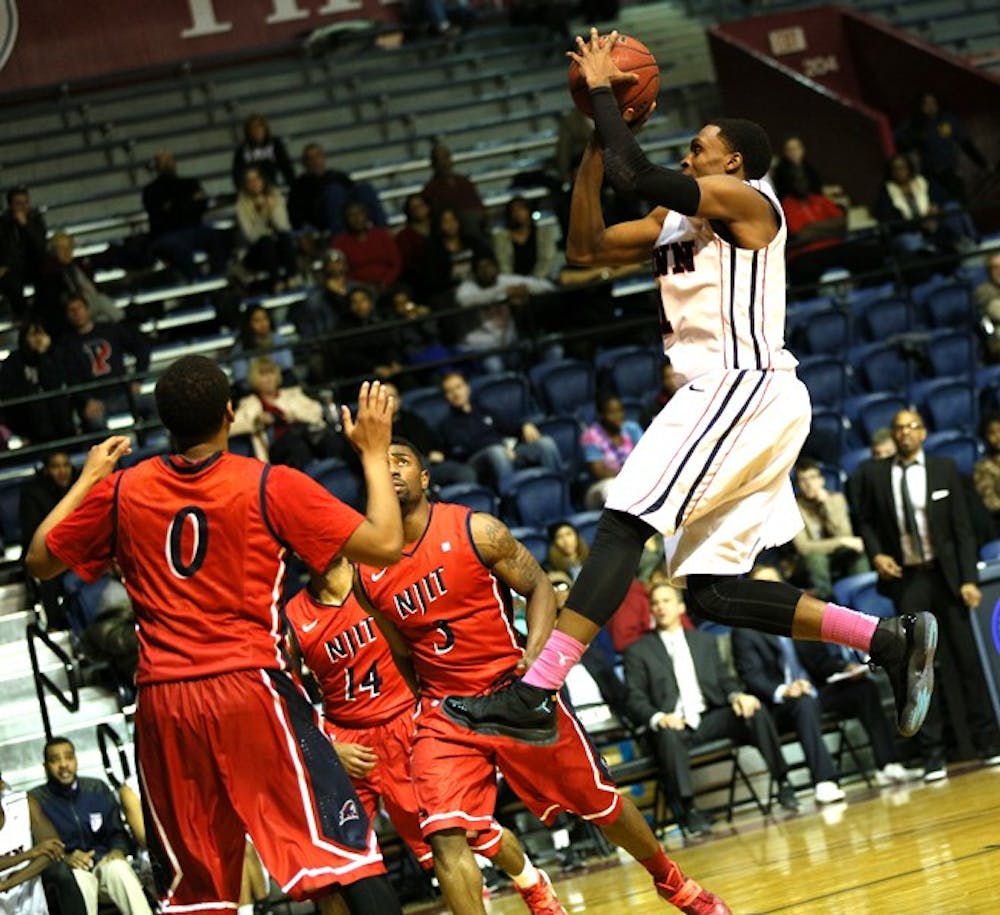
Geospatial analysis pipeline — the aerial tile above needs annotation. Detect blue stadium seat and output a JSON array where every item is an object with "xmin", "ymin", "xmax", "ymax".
[
  {"xmin": 831, "ymin": 571, "xmax": 895, "ymax": 618},
  {"xmin": 846, "ymin": 341, "xmax": 911, "ymax": 394},
  {"xmin": 503, "ymin": 468, "xmax": 572, "ymax": 529},
  {"xmin": 980, "ymin": 540, "xmax": 1000, "ymax": 563},
  {"xmin": 839, "ymin": 446, "xmax": 872, "ymax": 477},
  {"xmin": 923, "ymin": 431, "xmax": 981, "ymax": 477},
  {"xmin": 798, "ymin": 308, "xmax": 851, "ymax": 357},
  {"xmin": 803, "ymin": 409, "xmax": 847, "ymax": 465},
  {"xmin": 509, "ymin": 526, "xmax": 549, "ymax": 566},
  {"xmin": 855, "ymin": 392, "xmax": 909, "ymax": 443},
  {"xmin": 797, "ymin": 356, "xmax": 848, "ymax": 410},
  {"xmin": 305, "ymin": 458, "xmax": 363, "ymax": 511},
  {"xmin": 565, "ymin": 510, "xmax": 602, "ymax": 547},
  {"xmin": 595, "ymin": 345, "xmax": 661, "ymax": 400},
  {"xmin": 437, "ymin": 482, "xmax": 498, "ymax": 516},
  {"xmin": 922, "ymin": 282, "xmax": 974, "ymax": 329},
  {"xmin": 925, "ymin": 330, "xmax": 977, "ymax": 380},
  {"xmin": 912, "ymin": 378, "xmax": 977, "ymax": 433},
  {"xmin": 529, "ymin": 359, "xmax": 596, "ymax": 420},
  {"xmin": 536, "ymin": 414, "xmax": 586, "ymax": 480},
  {"xmin": 471, "ymin": 372, "xmax": 538, "ymax": 429},
  {"xmin": 860, "ymin": 296, "xmax": 913, "ymax": 342},
  {"xmin": 402, "ymin": 385, "xmax": 450, "ymax": 429}
]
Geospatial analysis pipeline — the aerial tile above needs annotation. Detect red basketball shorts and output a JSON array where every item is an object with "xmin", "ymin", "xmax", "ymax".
[
  {"xmin": 136, "ymin": 669, "xmax": 385, "ymax": 914},
  {"xmin": 412, "ymin": 695, "xmax": 621, "ymax": 842},
  {"xmin": 326, "ymin": 711, "xmax": 433, "ymax": 869}
]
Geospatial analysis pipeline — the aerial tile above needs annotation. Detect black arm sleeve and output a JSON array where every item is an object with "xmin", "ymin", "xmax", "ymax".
[{"xmin": 590, "ymin": 87, "xmax": 701, "ymax": 216}]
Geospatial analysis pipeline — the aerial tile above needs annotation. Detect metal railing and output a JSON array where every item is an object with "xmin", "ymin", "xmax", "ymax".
[
  {"xmin": 26, "ymin": 620, "xmax": 81, "ymax": 743},
  {"xmin": 96, "ymin": 720, "xmax": 131, "ymax": 790}
]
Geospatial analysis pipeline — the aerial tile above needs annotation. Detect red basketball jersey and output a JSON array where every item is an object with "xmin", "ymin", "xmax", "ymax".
[
  {"xmin": 285, "ymin": 588, "xmax": 413, "ymax": 728},
  {"xmin": 46, "ymin": 452, "xmax": 364, "ymax": 685},
  {"xmin": 357, "ymin": 503, "xmax": 522, "ymax": 698}
]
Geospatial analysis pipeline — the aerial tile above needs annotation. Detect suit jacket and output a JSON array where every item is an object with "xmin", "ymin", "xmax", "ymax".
[
  {"xmin": 853, "ymin": 453, "xmax": 977, "ymax": 599},
  {"xmin": 730, "ymin": 629, "xmax": 790, "ymax": 705},
  {"xmin": 623, "ymin": 629, "xmax": 740, "ymax": 727}
]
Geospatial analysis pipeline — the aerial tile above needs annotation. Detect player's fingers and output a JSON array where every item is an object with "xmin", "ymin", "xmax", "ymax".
[
  {"xmin": 357, "ymin": 379, "xmax": 371, "ymax": 412},
  {"xmin": 340, "ymin": 404, "xmax": 355, "ymax": 436}
]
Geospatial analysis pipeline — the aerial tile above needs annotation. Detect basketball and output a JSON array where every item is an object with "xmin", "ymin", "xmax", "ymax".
[{"xmin": 568, "ymin": 34, "xmax": 659, "ymax": 121}]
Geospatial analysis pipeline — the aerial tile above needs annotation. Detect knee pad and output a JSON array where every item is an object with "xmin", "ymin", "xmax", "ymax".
[
  {"xmin": 567, "ymin": 509, "xmax": 656, "ymax": 627},
  {"xmin": 686, "ymin": 573, "xmax": 799, "ymax": 634}
]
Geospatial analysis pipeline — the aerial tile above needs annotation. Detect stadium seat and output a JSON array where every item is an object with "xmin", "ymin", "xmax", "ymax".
[
  {"xmin": 925, "ymin": 330, "xmax": 977, "ymax": 380},
  {"xmin": 803, "ymin": 409, "xmax": 848, "ymax": 466},
  {"xmin": 860, "ymin": 296, "xmax": 913, "ymax": 342},
  {"xmin": 503, "ymin": 468, "xmax": 572, "ymax": 529},
  {"xmin": 509, "ymin": 526, "xmax": 549, "ymax": 565},
  {"xmin": 846, "ymin": 341, "xmax": 911, "ymax": 394},
  {"xmin": 839, "ymin": 446, "xmax": 872, "ymax": 477},
  {"xmin": 923, "ymin": 431, "xmax": 981, "ymax": 477},
  {"xmin": 798, "ymin": 308, "xmax": 851, "ymax": 357},
  {"xmin": 402, "ymin": 385, "xmax": 451, "ymax": 430},
  {"xmin": 854, "ymin": 392, "xmax": 909, "ymax": 443},
  {"xmin": 922, "ymin": 282, "xmax": 974, "ymax": 329},
  {"xmin": 832, "ymin": 571, "xmax": 895, "ymax": 619},
  {"xmin": 536, "ymin": 414, "xmax": 586, "ymax": 480},
  {"xmin": 437, "ymin": 482, "xmax": 498, "ymax": 516},
  {"xmin": 529, "ymin": 359, "xmax": 596, "ymax": 420},
  {"xmin": 595, "ymin": 345, "xmax": 661, "ymax": 400},
  {"xmin": 980, "ymin": 540, "xmax": 1000, "ymax": 563},
  {"xmin": 565, "ymin": 510, "xmax": 602, "ymax": 547},
  {"xmin": 306, "ymin": 458, "xmax": 363, "ymax": 511},
  {"xmin": 470, "ymin": 372, "xmax": 538, "ymax": 429},
  {"xmin": 797, "ymin": 356, "xmax": 848, "ymax": 410},
  {"xmin": 913, "ymin": 378, "xmax": 977, "ymax": 434}
]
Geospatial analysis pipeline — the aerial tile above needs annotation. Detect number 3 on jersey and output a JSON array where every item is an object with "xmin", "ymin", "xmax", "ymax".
[
  {"xmin": 166, "ymin": 506, "xmax": 209, "ymax": 579},
  {"xmin": 345, "ymin": 662, "xmax": 383, "ymax": 702}
]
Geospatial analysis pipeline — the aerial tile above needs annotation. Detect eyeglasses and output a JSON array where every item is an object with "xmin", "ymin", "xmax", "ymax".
[{"xmin": 892, "ymin": 421, "xmax": 924, "ymax": 432}]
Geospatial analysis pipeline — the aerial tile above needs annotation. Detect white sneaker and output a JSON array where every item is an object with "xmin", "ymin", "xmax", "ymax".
[
  {"xmin": 875, "ymin": 762, "xmax": 923, "ymax": 786},
  {"xmin": 983, "ymin": 754, "xmax": 1000, "ymax": 767},
  {"xmin": 814, "ymin": 781, "xmax": 846, "ymax": 804},
  {"xmin": 923, "ymin": 767, "xmax": 948, "ymax": 783}
]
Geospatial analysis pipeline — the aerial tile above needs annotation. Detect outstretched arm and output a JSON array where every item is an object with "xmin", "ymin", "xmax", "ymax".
[{"xmin": 470, "ymin": 512, "xmax": 556, "ymax": 672}]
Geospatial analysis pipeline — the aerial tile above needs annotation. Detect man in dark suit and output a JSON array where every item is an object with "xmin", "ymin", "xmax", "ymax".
[
  {"xmin": 624, "ymin": 584, "xmax": 799, "ymax": 837},
  {"xmin": 853, "ymin": 408, "xmax": 1000, "ymax": 780}
]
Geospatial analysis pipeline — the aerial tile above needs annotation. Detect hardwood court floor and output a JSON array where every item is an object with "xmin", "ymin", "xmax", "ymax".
[{"xmin": 460, "ymin": 763, "xmax": 1000, "ymax": 914}]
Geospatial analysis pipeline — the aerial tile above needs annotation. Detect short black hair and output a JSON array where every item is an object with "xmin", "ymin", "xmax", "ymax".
[
  {"xmin": 43, "ymin": 736, "xmax": 74, "ymax": 760},
  {"xmin": 390, "ymin": 437, "xmax": 427, "ymax": 470},
  {"xmin": 794, "ymin": 457, "xmax": 822, "ymax": 476},
  {"xmin": 713, "ymin": 118, "xmax": 773, "ymax": 180},
  {"xmin": 6, "ymin": 184, "xmax": 29, "ymax": 206},
  {"xmin": 155, "ymin": 355, "xmax": 231, "ymax": 448}
]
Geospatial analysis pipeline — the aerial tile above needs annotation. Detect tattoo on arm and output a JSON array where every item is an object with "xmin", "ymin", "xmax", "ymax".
[{"xmin": 474, "ymin": 513, "xmax": 547, "ymax": 596}]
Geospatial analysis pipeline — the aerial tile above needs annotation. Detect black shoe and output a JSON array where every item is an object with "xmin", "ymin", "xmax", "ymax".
[
  {"xmin": 869, "ymin": 612, "xmax": 937, "ymax": 738},
  {"xmin": 776, "ymin": 782, "xmax": 800, "ymax": 812},
  {"xmin": 442, "ymin": 679, "xmax": 558, "ymax": 744},
  {"xmin": 680, "ymin": 805, "xmax": 712, "ymax": 837},
  {"xmin": 557, "ymin": 846, "xmax": 587, "ymax": 873}
]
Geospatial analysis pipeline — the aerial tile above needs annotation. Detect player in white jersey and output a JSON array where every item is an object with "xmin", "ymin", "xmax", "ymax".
[
  {"xmin": 0, "ymin": 780, "xmax": 58, "ymax": 915},
  {"xmin": 444, "ymin": 29, "xmax": 938, "ymax": 764}
]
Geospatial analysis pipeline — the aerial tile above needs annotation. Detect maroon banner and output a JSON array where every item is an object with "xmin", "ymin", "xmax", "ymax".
[{"xmin": 0, "ymin": 0, "xmax": 408, "ymax": 97}]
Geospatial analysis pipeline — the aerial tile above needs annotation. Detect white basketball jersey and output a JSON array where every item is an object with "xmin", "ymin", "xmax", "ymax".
[
  {"xmin": 652, "ymin": 178, "xmax": 798, "ymax": 382},
  {"xmin": 0, "ymin": 789, "xmax": 48, "ymax": 915}
]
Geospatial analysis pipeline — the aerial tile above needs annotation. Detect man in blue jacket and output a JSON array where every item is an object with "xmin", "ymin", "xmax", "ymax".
[{"xmin": 29, "ymin": 737, "xmax": 151, "ymax": 915}]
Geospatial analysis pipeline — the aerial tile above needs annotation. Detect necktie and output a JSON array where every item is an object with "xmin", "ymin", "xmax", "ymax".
[
  {"xmin": 899, "ymin": 462, "xmax": 925, "ymax": 560},
  {"xmin": 670, "ymin": 634, "xmax": 704, "ymax": 730},
  {"xmin": 778, "ymin": 636, "xmax": 808, "ymax": 685}
]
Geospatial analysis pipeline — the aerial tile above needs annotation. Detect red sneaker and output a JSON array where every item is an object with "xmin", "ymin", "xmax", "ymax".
[
  {"xmin": 656, "ymin": 876, "xmax": 731, "ymax": 914},
  {"xmin": 516, "ymin": 868, "xmax": 567, "ymax": 915}
]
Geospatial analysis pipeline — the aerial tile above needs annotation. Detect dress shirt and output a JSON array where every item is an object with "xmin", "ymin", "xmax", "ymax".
[{"xmin": 891, "ymin": 452, "xmax": 934, "ymax": 564}]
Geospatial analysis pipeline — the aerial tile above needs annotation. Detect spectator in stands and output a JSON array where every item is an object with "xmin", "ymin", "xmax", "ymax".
[
  {"xmin": 853, "ymin": 407, "xmax": 1000, "ymax": 779},
  {"xmin": 330, "ymin": 285, "xmax": 403, "ymax": 382},
  {"xmin": 382, "ymin": 284, "xmax": 452, "ymax": 380},
  {"xmin": 0, "ymin": 185, "xmax": 47, "ymax": 318},
  {"xmin": 418, "ymin": 206, "xmax": 491, "ymax": 306},
  {"xmin": 625, "ymin": 583, "xmax": 799, "ymax": 837},
  {"xmin": 288, "ymin": 142, "xmax": 386, "ymax": 237},
  {"xmin": 330, "ymin": 201, "xmax": 402, "ymax": 292},
  {"xmin": 894, "ymin": 92, "xmax": 990, "ymax": 205},
  {"xmin": 410, "ymin": 0, "xmax": 475, "ymax": 35},
  {"xmin": 59, "ymin": 295, "xmax": 153, "ymax": 432},
  {"xmin": 438, "ymin": 369, "xmax": 561, "ymax": 492},
  {"xmin": 546, "ymin": 521, "xmax": 589, "ymax": 580},
  {"xmin": 19, "ymin": 450, "xmax": 75, "ymax": 629},
  {"xmin": 231, "ymin": 113, "xmax": 295, "ymax": 190},
  {"xmin": 0, "ymin": 319, "xmax": 75, "ymax": 445},
  {"xmin": 1, "ymin": 770, "xmax": 87, "ymax": 915},
  {"xmin": 36, "ymin": 232, "xmax": 120, "ymax": 336},
  {"xmin": 493, "ymin": 196, "xmax": 559, "ymax": 280},
  {"xmin": 421, "ymin": 143, "xmax": 489, "ymax": 242},
  {"xmin": 792, "ymin": 458, "xmax": 869, "ymax": 601},
  {"xmin": 235, "ymin": 167, "xmax": 300, "ymax": 293},
  {"xmin": 230, "ymin": 356, "xmax": 341, "ymax": 468},
  {"xmin": 604, "ymin": 574, "xmax": 655, "ymax": 654},
  {"xmin": 553, "ymin": 107, "xmax": 591, "ymax": 240},
  {"xmin": 976, "ymin": 252, "xmax": 1000, "ymax": 362},
  {"xmin": 580, "ymin": 393, "xmax": 644, "ymax": 510},
  {"xmin": 230, "ymin": 304, "xmax": 295, "ymax": 390},
  {"xmin": 381, "ymin": 381, "xmax": 476, "ymax": 487},
  {"xmin": 873, "ymin": 153, "xmax": 978, "ymax": 261},
  {"xmin": 772, "ymin": 137, "xmax": 886, "ymax": 294},
  {"xmin": 142, "ymin": 152, "xmax": 230, "ymax": 280},
  {"xmin": 731, "ymin": 566, "xmax": 847, "ymax": 806},
  {"xmin": 395, "ymin": 193, "xmax": 433, "ymax": 291},
  {"xmin": 29, "ymin": 737, "xmax": 152, "ymax": 915},
  {"xmin": 292, "ymin": 249, "xmax": 350, "ymax": 342},
  {"xmin": 973, "ymin": 414, "xmax": 1000, "ymax": 538},
  {"xmin": 640, "ymin": 356, "xmax": 679, "ymax": 428}
]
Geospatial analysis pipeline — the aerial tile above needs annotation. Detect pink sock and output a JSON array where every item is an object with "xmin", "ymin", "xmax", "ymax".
[
  {"xmin": 522, "ymin": 631, "xmax": 586, "ymax": 690},
  {"xmin": 820, "ymin": 602, "xmax": 879, "ymax": 651}
]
